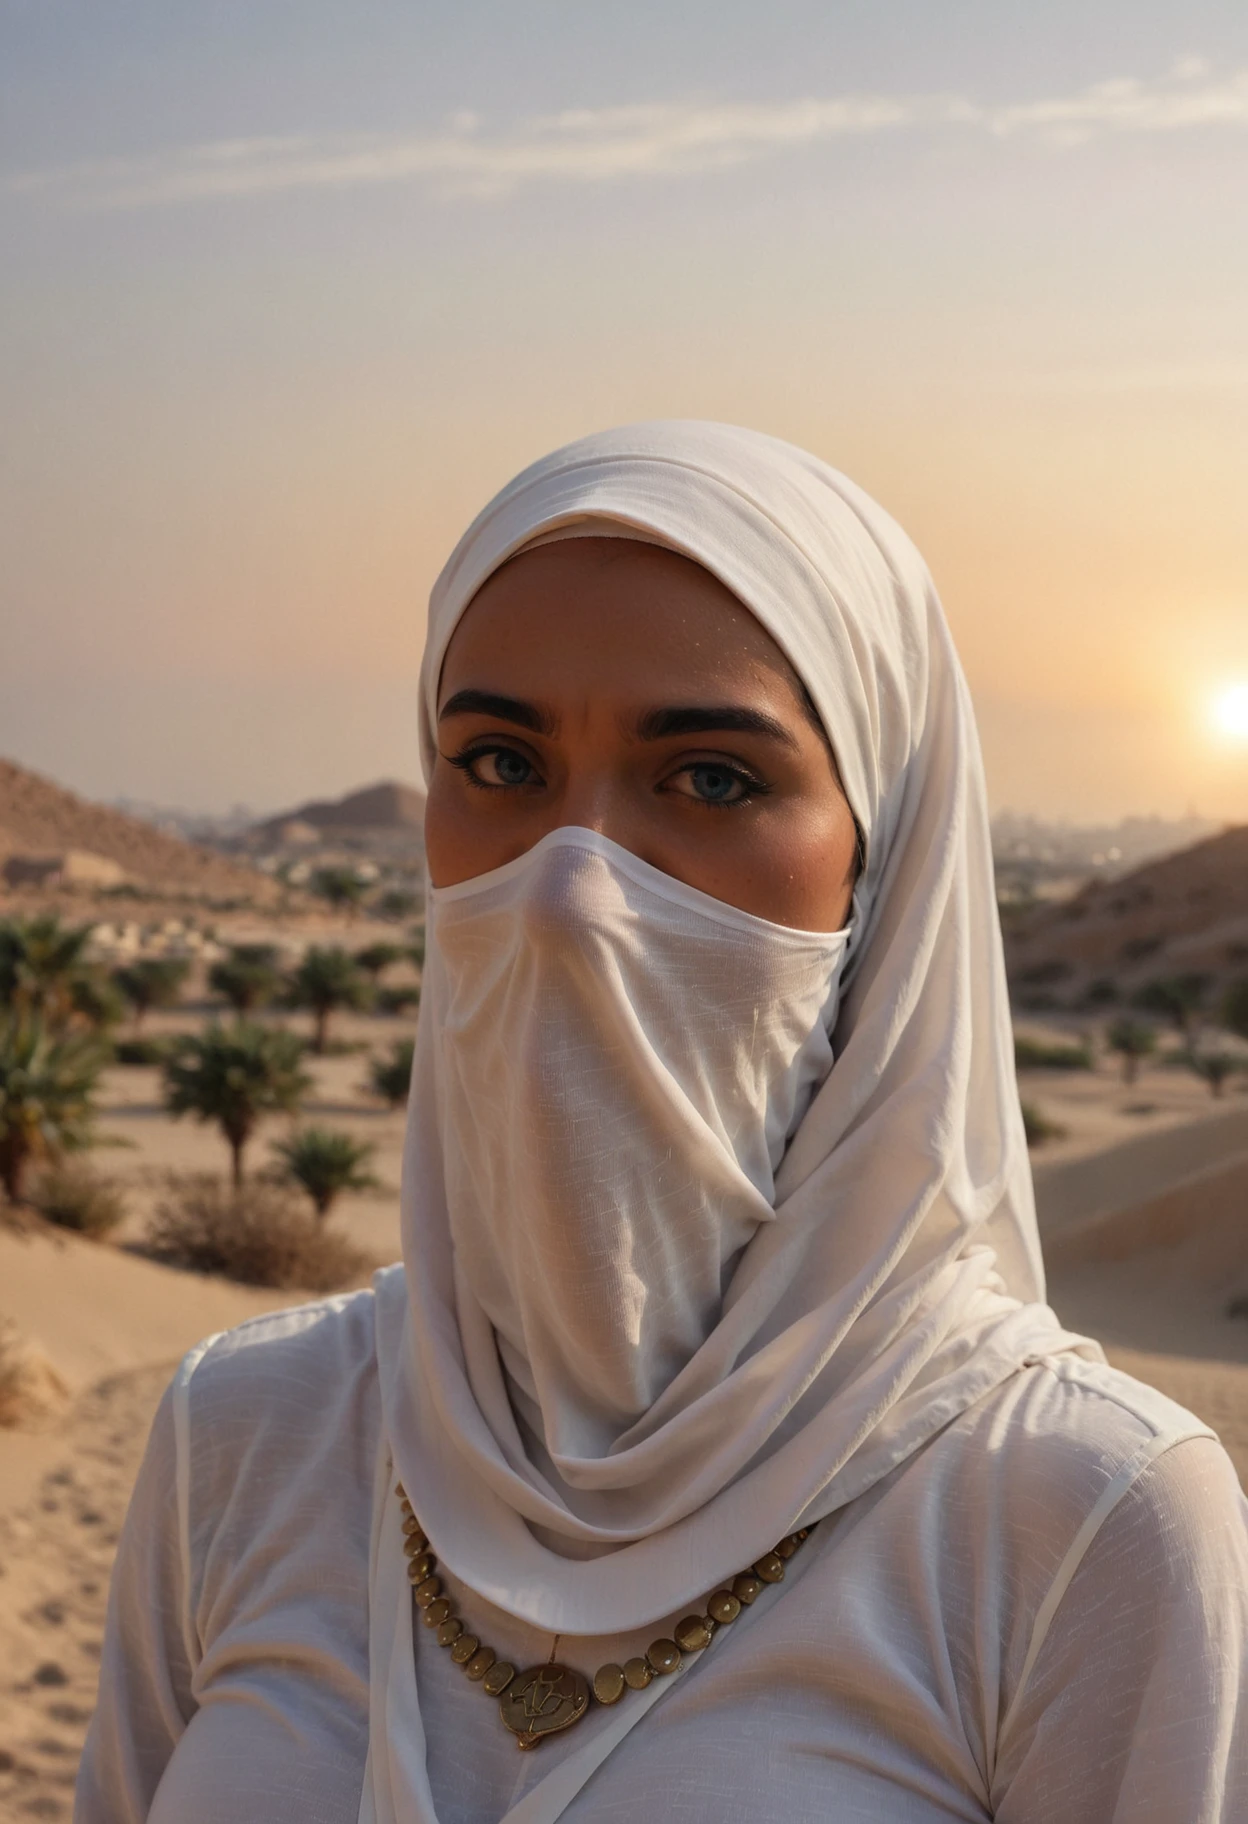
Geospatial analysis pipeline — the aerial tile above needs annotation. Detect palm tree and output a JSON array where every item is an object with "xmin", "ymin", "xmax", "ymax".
[
  {"xmin": 311, "ymin": 867, "xmax": 368, "ymax": 917},
  {"xmin": 1223, "ymin": 977, "xmax": 1248, "ymax": 1044},
  {"xmin": 209, "ymin": 944, "xmax": 282, "ymax": 1014},
  {"xmin": 368, "ymin": 1037, "xmax": 415, "ymax": 1108},
  {"xmin": 1183, "ymin": 1050, "xmax": 1239, "ymax": 1099},
  {"xmin": 355, "ymin": 942, "xmax": 404, "ymax": 983},
  {"xmin": 376, "ymin": 888, "xmax": 419, "ymax": 922},
  {"xmin": 1105, "ymin": 1017, "xmax": 1157, "ymax": 1085},
  {"xmin": 164, "ymin": 1023, "xmax": 310, "ymax": 1188},
  {"xmin": 0, "ymin": 914, "xmax": 94, "ymax": 1025},
  {"xmin": 285, "ymin": 947, "xmax": 371, "ymax": 1054},
  {"xmin": 0, "ymin": 1015, "xmax": 107, "ymax": 1204},
  {"xmin": 1132, "ymin": 974, "xmax": 1210, "ymax": 1044},
  {"xmin": 271, "ymin": 1125, "xmax": 378, "ymax": 1218},
  {"xmin": 113, "ymin": 957, "xmax": 191, "ymax": 1031}
]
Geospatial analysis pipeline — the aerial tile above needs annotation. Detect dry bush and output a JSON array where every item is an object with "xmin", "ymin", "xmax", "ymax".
[
  {"xmin": 0, "ymin": 1318, "xmax": 68, "ymax": 1428},
  {"xmin": 29, "ymin": 1160, "xmax": 126, "ymax": 1238},
  {"xmin": 144, "ymin": 1173, "xmax": 369, "ymax": 1292}
]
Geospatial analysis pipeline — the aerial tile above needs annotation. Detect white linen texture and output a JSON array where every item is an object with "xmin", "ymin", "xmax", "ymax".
[{"xmin": 381, "ymin": 420, "xmax": 1095, "ymax": 1648}]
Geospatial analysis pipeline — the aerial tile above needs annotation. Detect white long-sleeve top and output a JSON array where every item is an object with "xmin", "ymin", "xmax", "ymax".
[{"xmin": 76, "ymin": 1286, "xmax": 1248, "ymax": 1824}]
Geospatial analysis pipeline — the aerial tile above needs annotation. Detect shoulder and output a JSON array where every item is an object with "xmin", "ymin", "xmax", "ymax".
[
  {"xmin": 950, "ymin": 1351, "xmax": 1219, "ymax": 1522},
  {"xmin": 873, "ymin": 1352, "xmax": 1234, "ymax": 1627},
  {"xmin": 175, "ymin": 1275, "xmax": 391, "ymax": 1542},
  {"xmin": 182, "ymin": 1276, "xmax": 383, "ymax": 1408}
]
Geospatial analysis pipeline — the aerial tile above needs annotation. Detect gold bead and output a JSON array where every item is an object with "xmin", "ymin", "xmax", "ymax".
[
  {"xmin": 422, "ymin": 1598, "xmax": 452, "ymax": 1627},
  {"xmin": 413, "ymin": 1575, "xmax": 442, "ymax": 1608},
  {"xmin": 706, "ymin": 1590, "xmax": 741, "ymax": 1624},
  {"xmin": 674, "ymin": 1615, "xmax": 713, "ymax": 1652},
  {"xmin": 483, "ymin": 1661, "xmax": 516, "ymax": 1696},
  {"xmin": 775, "ymin": 1536, "xmax": 798, "ymax": 1559},
  {"xmin": 450, "ymin": 1633, "xmax": 479, "ymax": 1664},
  {"xmin": 406, "ymin": 1551, "xmax": 436, "ymax": 1581},
  {"xmin": 437, "ymin": 1618, "xmax": 463, "ymax": 1647},
  {"xmin": 623, "ymin": 1656, "xmax": 653, "ymax": 1690},
  {"xmin": 593, "ymin": 1663, "xmax": 626, "ymax": 1705},
  {"xmin": 465, "ymin": 1647, "xmax": 496, "ymax": 1682},
  {"xmin": 646, "ymin": 1638, "xmax": 680, "ymax": 1675},
  {"xmin": 753, "ymin": 1553, "xmax": 785, "ymax": 1584},
  {"xmin": 732, "ymin": 1574, "xmax": 763, "ymax": 1605},
  {"xmin": 401, "ymin": 1514, "xmax": 424, "ymax": 1538}
]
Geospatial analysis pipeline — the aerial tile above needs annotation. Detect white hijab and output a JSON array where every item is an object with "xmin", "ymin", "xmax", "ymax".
[{"xmin": 377, "ymin": 420, "xmax": 1091, "ymax": 1639}]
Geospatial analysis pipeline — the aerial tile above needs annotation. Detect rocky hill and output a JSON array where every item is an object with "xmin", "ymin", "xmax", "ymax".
[
  {"xmin": 1005, "ymin": 822, "xmax": 1248, "ymax": 999},
  {"xmin": 250, "ymin": 779, "xmax": 425, "ymax": 842},
  {"xmin": 0, "ymin": 758, "xmax": 275, "ymax": 902}
]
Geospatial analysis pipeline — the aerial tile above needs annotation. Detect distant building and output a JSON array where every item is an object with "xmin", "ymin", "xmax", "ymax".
[{"xmin": 2, "ymin": 849, "xmax": 127, "ymax": 889}]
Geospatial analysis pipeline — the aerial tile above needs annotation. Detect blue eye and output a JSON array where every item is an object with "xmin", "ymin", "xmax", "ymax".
[
  {"xmin": 689, "ymin": 764, "xmax": 743, "ymax": 803},
  {"xmin": 486, "ymin": 750, "xmax": 533, "ymax": 787},
  {"xmin": 447, "ymin": 745, "xmax": 539, "ymax": 790}
]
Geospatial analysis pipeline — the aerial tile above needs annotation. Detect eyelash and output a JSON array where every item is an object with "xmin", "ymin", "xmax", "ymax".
[
  {"xmin": 443, "ymin": 743, "xmax": 770, "ymax": 810},
  {"xmin": 445, "ymin": 745, "xmax": 537, "ymax": 792}
]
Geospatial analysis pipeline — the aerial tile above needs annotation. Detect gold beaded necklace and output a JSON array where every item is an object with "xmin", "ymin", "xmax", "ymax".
[{"xmin": 396, "ymin": 1483, "xmax": 814, "ymax": 1751}]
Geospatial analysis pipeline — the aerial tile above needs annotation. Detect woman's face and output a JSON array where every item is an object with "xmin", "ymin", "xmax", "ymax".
[{"xmin": 425, "ymin": 538, "xmax": 860, "ymax": 931}]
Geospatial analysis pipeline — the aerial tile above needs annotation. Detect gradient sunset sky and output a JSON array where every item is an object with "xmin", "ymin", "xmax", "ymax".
[{"xmin": 4, "ymin": 1, "xmax": 1248, "ymax": 821}]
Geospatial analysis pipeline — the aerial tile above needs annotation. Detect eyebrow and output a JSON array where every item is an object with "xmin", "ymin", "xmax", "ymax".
[
  {"xmin": 438, "ymin": 689, "xmax": 800, "ymax": 752},
  {"xmin": 438, "ymin": 689, "xmax": 555, "ymax": 735},
  {"xmin": 635, "ymin": 704, "xmax": 800, "ymax": 750}
]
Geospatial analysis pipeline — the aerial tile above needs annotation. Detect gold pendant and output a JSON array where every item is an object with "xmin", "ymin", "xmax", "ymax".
[{"xmin": 499, "ymin": 1663, "xmax": 590, "ymax": 1750}]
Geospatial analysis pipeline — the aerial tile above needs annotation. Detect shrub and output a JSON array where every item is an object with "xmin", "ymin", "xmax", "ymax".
[
  {"xmin": 271, "ymin": 1125, "xmax": 378, "ymax": 1217},
  {"xmin": 1021, "ymin": 1101, "xmax": 1066, "ymax": 1147},
  {"xmin": 369, "ymin": 1038, "xmax": 415, "ymax": 1108},
  {"xmin": 144, "ymin": 1175, "xmax": 368, "ymax": 1291},
  {"xmin": 29, "ymin": 1161, "xmax": 126, "ymax": 1238},
  {"xmin": 0, "ymin": 1319, "xmax": 67, "ymax": 1428},
  {"xmin": 1014, "ymin": 1036, "xmax": 1094, "ymax": 1071}
]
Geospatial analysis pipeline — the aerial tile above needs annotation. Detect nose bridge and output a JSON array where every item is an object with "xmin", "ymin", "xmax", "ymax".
[{"xmin": 554, "ymin": 724, "xmax": 635, "ymax": 843}]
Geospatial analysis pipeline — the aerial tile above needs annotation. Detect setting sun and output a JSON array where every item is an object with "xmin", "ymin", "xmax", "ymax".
[{"xmin": 1212, "ymin": 681, "xmax": 1248, "ymax": 743}]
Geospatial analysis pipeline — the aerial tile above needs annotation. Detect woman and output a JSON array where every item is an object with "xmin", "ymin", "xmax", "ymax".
[{"xmin": 78, "ymin": 422, "xmax": 1247, "ymax": 1823}]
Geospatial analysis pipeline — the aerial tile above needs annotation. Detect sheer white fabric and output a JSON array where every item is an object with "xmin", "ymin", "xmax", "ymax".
[
  {"xmin": 387, "ymin": 422, "xmax": 1096, "ymax": 1658},
  {"xmin": 76, "ymin": 1288, "xmax": 1248, "ymax": 1824}
]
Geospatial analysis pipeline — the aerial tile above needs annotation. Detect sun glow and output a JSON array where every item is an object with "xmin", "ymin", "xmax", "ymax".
[{"xmin": 1212, "ymin": 681, "xmax": 1248, "ymax": 743}]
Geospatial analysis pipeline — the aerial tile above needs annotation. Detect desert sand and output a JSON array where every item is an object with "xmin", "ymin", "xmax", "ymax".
[{"xmin": 1, "ymin": 1040, "xmax": 1246, "ymax": 1818}]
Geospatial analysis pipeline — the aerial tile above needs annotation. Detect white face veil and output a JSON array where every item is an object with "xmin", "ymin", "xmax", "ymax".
[{"xmin": 376, "ymin": 420, "xmax": 1092, "ymax": 1639}]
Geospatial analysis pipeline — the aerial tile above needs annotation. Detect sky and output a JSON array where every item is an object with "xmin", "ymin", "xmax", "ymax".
[{"xmin": 3, "ymin": 1, "xmax": 1248, "ymax": 821}]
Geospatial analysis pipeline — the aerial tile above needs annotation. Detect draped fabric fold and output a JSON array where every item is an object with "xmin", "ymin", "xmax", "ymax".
[{"xmin": 377, "ymin": 420, "xmax": 1097, "ymax": 1643}]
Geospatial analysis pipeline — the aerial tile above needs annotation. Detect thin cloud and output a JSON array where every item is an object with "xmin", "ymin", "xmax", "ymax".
[{"xmin": 9, "ymin": 61, "xmax": 1248, "ymax": 211}]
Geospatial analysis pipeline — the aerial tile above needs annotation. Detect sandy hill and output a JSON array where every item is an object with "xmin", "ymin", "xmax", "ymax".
[
  {"xmin": 1005, "ymin": 822, "xmax": 1248, "ymax": 995},
  {"xmin": 254, "ymin": 778, "xmax": 426, "ymax": 839},
  {"xmin": 0, "ymin": 757, "xmax": 274, "ymax": 902}
]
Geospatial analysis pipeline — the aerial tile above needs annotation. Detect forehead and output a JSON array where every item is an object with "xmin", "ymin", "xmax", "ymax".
[{"xmin": 438, "ymin": 537, "xmax": 805, "ymax": 705}]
